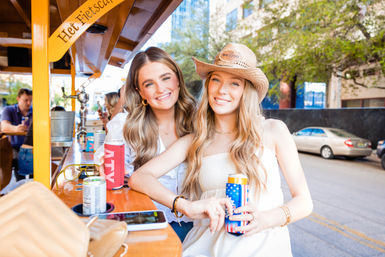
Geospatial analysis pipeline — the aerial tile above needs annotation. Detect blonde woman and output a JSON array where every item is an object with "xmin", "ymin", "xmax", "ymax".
[
  {"xmin": 123, "ymin": 47, "xmax": 196, "ymax": 241},
  {"xmin": 128, "ymin": 43, "xmax": 313, "ymax": 256},
  {"xmin": 98, "ymin": 91, "xmax": 120, "ymax": 131}
]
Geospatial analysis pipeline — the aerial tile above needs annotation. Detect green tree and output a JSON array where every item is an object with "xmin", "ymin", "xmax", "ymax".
[
  {"xmin": 160, "ymin": 2, "xmax": 237, "ymax": 97},
  {"xmin": 3, "ymin": 76, "xmax": 32, "ymax": 105},
  {"xmin": 247, "ymin": 0, "xmax": 385, "ymax": 90},
  {"xmin": 50, "ymin": 92, "xmax": 71, "ymax": 109}
]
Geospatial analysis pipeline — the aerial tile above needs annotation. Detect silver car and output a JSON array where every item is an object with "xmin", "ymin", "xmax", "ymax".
[{"xmin": 292, "ymin": 127, "xmax": 372, "ymax": 159}]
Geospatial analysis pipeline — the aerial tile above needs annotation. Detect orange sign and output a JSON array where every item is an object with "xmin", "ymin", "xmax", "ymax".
[{"xmin": 48, "ymin": 0, "xmax": 124, "ymax": 62}]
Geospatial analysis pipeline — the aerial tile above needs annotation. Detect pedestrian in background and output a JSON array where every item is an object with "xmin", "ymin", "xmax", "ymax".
[
  {"xmin": 98, "ymin": 91, "xmax": 120, "ymax": 132},
  {"xmin": 1, "ymin": 88, "xmax": 32, "ymax": 151}
]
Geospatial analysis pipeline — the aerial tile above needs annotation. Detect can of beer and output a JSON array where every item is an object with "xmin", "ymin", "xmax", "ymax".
[
  {"xmin": 22, "ymin": 116, "xmax": 30, "ymax": 127},
  {"xmin": 85, "ymin": 132, "xmax": 94, "ymax": 152},
  {"xmin": 104, "ymin": 139, "xmax": 125, "ymax": 190},
  {"xmin": 83, "ymin": 176, "xmax": 106, "ymax": 215},
  {"xmin": 93, "ymin": 130, "xmax": 106, "ymax": 152},
  {"xmin": 225, "ymin": 174, "xmax": 249, "ymax": 236}
]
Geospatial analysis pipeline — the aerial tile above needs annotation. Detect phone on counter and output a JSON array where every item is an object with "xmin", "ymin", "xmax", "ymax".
[{"xmin": 95, "ymin": 210, "xmax": 168, "ymax": 231}]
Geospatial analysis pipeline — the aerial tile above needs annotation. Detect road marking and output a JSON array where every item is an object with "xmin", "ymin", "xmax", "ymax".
[{"xmin": 308, "ymin": 213, "xmax": 385, "ymax": 254}]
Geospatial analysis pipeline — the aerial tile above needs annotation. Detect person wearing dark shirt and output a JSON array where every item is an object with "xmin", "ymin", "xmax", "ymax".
[
  {"xmin": 15, "ymin": 106, "xmax": 65, "ymax": 181},
  {"xmin": 15, "ymin": 105, "xmax": 66, "ymax": 181},
  {"xmin": 1, "ymin": 88, "xmax": 32, "ymax": 150}
]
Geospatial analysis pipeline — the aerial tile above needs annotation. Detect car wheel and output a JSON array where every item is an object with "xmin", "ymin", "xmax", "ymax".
[
  {"xmin": 321, "ymin": 146, "xmax": 334, "ymax": 159},
  {"xmin": 381, "ymin": 155, "xmax": 385, "ymax": 170}
]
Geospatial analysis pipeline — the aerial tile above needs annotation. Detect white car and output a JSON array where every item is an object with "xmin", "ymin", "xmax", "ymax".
[{"xmin": 292, "ymin": 127, "xmax": 372, "ymax": 159}]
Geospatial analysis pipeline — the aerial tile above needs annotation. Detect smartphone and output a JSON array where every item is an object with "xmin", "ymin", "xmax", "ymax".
[{"xmin": 95, "ymin": 210, "xmax": 168, "ymax": 231}]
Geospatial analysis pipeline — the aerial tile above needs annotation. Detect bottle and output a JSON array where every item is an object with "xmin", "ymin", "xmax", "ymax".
[{"xmin": 97, "ymin": 101, "xmax": 103, "ymax": 113}]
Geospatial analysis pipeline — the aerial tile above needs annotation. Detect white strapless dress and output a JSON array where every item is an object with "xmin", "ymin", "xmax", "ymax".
[{"xmin": 182, "ymin": 148, "xmax": 292, "ymax": 257}]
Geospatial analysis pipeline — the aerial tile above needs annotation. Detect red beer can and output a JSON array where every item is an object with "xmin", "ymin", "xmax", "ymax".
[{"xmin": 104, "ymin": 139, "xmax": 125, "ymax": 190}]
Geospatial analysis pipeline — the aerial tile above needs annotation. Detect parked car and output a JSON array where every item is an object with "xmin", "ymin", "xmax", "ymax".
[
  {"xmin": 292, "ymin": 127, "xmax": 372, "ymax": 159},
  {"xmin": 376, "ymin": 140, "xmax": 385, "ymax": 170}
]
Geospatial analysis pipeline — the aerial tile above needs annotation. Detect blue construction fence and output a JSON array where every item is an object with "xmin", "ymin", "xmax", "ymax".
[{"xmin": 262, "ymin": 82, "xmax": 326, "ymax": 109}]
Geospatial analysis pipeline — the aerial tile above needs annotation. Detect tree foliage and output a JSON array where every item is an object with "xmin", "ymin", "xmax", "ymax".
[
  {"xmin": 1, "ymin": 75, "xmax": 32, "ymax": 105},
  {"xmin": 160, "ymin": 1, "xmax": 237, "ymax": 97},
  {"xmin": 248, "ymin": 0, "xmax": 385, "ymax": 89},
  {"xmin": 50, "ymin": 92, "xmax": 71, "ymax": 109}
]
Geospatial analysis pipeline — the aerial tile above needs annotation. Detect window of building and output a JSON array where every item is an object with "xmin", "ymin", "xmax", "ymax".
[
  {"xmin": 226, "ymin": 9, "xmax": 238, "ymax": 31},
  {"xmin": 363, "ymin": 68, "xmax": 376, "ymax": 76},
  {"xmin": 342, "ymin": 98, "xmax": 385, "ymax": 107},
  {"xmin": 363, "ymin": 98, "xmax": 385, "ymax": 107},
  {"xmin": 243, "ymin": 1, "xmax": 255, "ymax": 18}
]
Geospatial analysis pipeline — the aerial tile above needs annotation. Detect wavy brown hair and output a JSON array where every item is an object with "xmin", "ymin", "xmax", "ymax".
[
  {"xmin": 123, "ymin": 47, "xmax": 196, "ymax": 170},
  {"xmin": 182, "ymin": 75, "xmax": 267, "ymax": 200}
]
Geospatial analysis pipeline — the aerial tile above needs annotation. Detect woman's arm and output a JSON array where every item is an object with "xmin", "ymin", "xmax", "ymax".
[
  {"xmin": 128, "ymin": 134, "xmax": 193, "ymax": 209},
  {"xmin": 272, "ymin": 119, "xmax": 313, "ymax": 224},
  {"xmin": 267, "ymin": 120, "xmax": 313, "ymax": 227},
  {"xmin": 232, "ymin": 119, "xmax": 313, "ymax": 234},
  {"xmin": 128, "ymin": 134, "xmax": 233, "ymax": 231}
]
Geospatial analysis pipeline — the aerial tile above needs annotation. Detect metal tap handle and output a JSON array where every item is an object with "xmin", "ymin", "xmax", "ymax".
[{"xmin": 61, "ymin": 87, "xmax": 77, "ymax": 100}]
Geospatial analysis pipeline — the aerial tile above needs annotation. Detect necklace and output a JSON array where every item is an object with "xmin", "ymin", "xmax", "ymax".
[{"xmin": 215, "ymin": 129, "xmax": 236, "ymax": 134}]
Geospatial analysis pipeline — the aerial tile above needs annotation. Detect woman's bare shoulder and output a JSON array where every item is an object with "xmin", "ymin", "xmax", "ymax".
[
  {"xmin": 263, "ymin": 118, "xmax": 289, "ymax": 134},
  {"xmin": 262, "ymin": 118, "xmax": 291, "ymax": 147}
]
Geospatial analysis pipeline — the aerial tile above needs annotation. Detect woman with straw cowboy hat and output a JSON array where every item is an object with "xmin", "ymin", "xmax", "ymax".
[{"xmin": 129, "ymin": 43, "xmax": 313, "ymax": 256}]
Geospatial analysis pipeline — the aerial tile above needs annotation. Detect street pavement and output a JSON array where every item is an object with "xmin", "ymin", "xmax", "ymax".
[{"xmin": 285, "ymin": 152, "xmax": 385, "ymax": 257}]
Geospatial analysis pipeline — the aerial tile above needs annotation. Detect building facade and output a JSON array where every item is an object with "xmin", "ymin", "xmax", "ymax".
[
  {"xmin": 208, "ymin": 0, "xmax": 385, "ymax": 108},
  {"xmin": 171, "ymin": 0, "xmax": 210, "ymax": 42}
]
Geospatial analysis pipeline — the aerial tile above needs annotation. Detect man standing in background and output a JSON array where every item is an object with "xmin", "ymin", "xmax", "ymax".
[{"xmin": 1, "ymin": 88, "xmax": 32, "ymax": 151}]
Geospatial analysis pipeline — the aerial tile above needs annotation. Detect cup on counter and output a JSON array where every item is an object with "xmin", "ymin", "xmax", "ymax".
[
  {"xmin": 104, "ymin": 139, "xmax": 125, "ymax": 190},
  {"xmin": 94, "ymin": 130, "xmax": 106, "ymax": 152}
]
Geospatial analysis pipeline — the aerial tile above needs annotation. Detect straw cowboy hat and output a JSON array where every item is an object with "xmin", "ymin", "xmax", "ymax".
[{"xmin": 192, "ymin": 43, "xmax": 269, "ymax": 102}]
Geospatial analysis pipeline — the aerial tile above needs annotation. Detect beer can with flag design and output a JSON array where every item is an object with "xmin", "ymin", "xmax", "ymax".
[
  {"xmin": 104, "ymin": 139, "xmax": 125, "ymax": 190},
  {"xmin": 225, "ymin": 174, "xmax": 249, "ymax": 236}
]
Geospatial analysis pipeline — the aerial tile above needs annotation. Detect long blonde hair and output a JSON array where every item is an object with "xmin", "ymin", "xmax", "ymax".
[
  {"xmin": 104, "ymin": 92, "xmax": 119, "ymax": 117},
  {"xmin": 183, "ymin": 75, "xmax": 267, "ymax": 200},
  {"xmin": 123, "ymin": 47, "xmax": 196, "ymax": 169}
]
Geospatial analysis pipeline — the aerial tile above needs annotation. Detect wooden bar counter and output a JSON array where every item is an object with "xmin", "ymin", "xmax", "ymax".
[{"xmin": 52, "ymin": 139, "xmax": 182, "ymax": 257}]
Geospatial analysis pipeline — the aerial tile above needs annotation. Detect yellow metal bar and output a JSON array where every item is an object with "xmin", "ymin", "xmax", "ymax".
[
  {"xmin": 32, "ymin": 0, "xmax": 51, "ymax": 188},
  {"xmin": 71, "ymin": 57, "xmax": 76, "ymax": 111},
  {"xmin": 48, "ymin": 0, "xmax": 124, "ymax": 62},
  {"xmin": 54, "ymin": 164, "xmax": 99, "ymax": 190},
  {"xmin": 71, "ymin": 58, "xmax": 76, "ymax": 137}
]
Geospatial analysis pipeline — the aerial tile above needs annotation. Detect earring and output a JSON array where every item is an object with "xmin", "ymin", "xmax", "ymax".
[{"xmin": 141, "ymin": 99, "xmax": 148, "ymax": 106}]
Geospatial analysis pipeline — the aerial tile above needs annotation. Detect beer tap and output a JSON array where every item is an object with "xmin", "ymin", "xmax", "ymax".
[{"xmin": 61, "ymin": 86, "xmax": 89, "ymax": 144}]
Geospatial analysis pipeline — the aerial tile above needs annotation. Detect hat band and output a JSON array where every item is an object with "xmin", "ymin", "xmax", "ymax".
[{"xmin": 215, "ymin": 59, "xmax": 250, "ymax": 69}]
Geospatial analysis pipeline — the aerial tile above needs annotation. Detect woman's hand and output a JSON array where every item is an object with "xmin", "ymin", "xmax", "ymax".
[
  {"xmin": 230, "ymin": 204, "xmax": 269, "ymax": 236},
  {"xmin": 179, "ymin": 197, "xmax": 233, "ymax": 233},
  {"xmin": 98, "ymin": 109, "xmax": 109, "ymax": 130}
]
